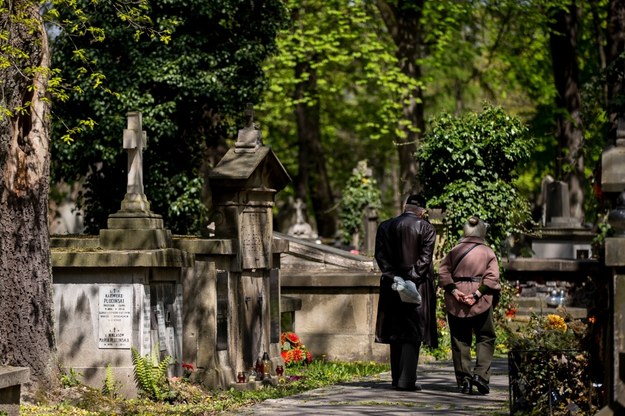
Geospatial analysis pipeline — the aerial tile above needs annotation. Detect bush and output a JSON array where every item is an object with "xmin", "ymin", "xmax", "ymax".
[{"xmin": 504, "ymin": 311, "xmax": 597, "ymax": 415}]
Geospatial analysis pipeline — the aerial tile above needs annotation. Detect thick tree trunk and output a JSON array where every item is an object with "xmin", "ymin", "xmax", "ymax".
[
  {"xmin": 293, "ymin": 60, "xmax": 337, "ymax": 238},
  {"xmin": 0, "ymin": 2, "xmax": 57, "ymax": 388},
  {"xmin": 376, "ymin": 0, "xmax": 425, "ymax": 206},
  {"xmin": 549, "ymin": 3, "xmax": 585, "ymax": 224}
]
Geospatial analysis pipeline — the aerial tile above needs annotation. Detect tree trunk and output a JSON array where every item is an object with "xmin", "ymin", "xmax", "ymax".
[
  {"xmin": 376, "ymin": 0, "xmax": 426, "ymax": 206},
  {"xmin": 606, "ymin": 0, "xmax": 625, "ymax": 139},
  {"xmin": 0, "ymin": 2, "xmax": 57, "ymax": 388},
  {"xmin": 549, "ymin": 3, "xmax": 585, "ymax": 224},
  {"xmin": 293, "ymin": 60, "xmax": 337, "ymax": 238}
]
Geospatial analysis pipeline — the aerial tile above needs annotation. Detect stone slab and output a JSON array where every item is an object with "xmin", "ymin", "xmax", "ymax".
[
  {"xmin": 106, "ymin": 216, "xmax": 164, "ymax": 229},
  {"xmin": 504, "ymin": 258, "xmax": 599, "ymax": 272},
  {"xmin": 601, "ymin": 145, "xmax": 625, "ymax": 193},
  {"xmin": 605, "ymin": 238, "xmax": 625, "ymax": 267},
  {"xmin": 281, "ymin": 273, "xmax": 380, "ymax": 288},
  {"xmin": 173, "ymin": 238, "xmax": 236, "ymax": 255},
  {"xmin": 0, "ymin": 366, "xmax": 29, "ymax": 416},
  {"xmin": 99, "ymin": 228, "xmax": 172, "ymax": 250},
  {"xmin": 52, "ymin": 248, "xmax": 193, "ymax": 268},
  {"xmin": 0, "ymin": 367, "xmax": 29, "ymax": 390}
]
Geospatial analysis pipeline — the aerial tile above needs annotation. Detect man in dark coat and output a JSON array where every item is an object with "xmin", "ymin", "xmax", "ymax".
[{"xmin": 374, "ymin": 194, "xmax": 438, "ymax": 391}]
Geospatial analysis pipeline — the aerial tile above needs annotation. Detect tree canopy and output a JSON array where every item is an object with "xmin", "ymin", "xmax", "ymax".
[{"xmin": 51, "ymin": 0, "xmax": 290, "ymax": 234}]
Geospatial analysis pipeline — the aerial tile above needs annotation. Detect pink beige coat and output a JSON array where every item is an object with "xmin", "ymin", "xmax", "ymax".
[{"xmin": 438, "ymin": 237, "xmax": 501, "ymax": 318}]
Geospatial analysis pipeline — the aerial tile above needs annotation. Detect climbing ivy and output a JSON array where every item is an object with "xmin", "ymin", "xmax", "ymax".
[
  {"xmin": 338, "ymin": 161, "xmax": 382, "ymax": 248},
  {"xmin": 417, "ymin": 104, "xmax": 535, "ymax": 254}
]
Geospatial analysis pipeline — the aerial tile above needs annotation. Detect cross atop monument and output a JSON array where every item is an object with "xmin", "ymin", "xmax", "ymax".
[
  {"xmin": 123, "ymin": 112, "xmax": 147, "ymax": 195},
  {"xmin": 235, "ymin": 103, "xmax": 262, "ymax": 153},
  {"xmin": 100, "ymin": 111, "xmax": 171, "ymax": 249},
  {"xmin": 120, "ymin": 111, "xmax": 151, "ymax": 212},
  {"xmin": 244, "ymin": 103, "xmax": 255, "ymax": 127}
]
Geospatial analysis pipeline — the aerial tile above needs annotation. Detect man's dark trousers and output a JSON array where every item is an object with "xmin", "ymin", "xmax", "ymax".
[{"xmin": 390, "ymin": 341, "xmax": 421, "ymax": 390}]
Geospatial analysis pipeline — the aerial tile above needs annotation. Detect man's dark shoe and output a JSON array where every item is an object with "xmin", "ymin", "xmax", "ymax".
[
  {"xmin": 460, "ymin": 379, "xmax": 471, "ymax": 394},
  {"xmin": 396, "ymin": 383, "xmax": 422, "ymax": 392},
  {"xmin": 471, "ymin": 374, "xmax": 490, "ymax": 395}
]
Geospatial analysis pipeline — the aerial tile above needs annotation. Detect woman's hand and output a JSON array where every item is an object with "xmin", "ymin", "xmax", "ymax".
[
  {"xmin": 451, "ymin": 289, "xmax": 466, "ymax": 304},
  {"xmin": 462, "ymin": 290, "xmax": 482, "ymax": 306}
]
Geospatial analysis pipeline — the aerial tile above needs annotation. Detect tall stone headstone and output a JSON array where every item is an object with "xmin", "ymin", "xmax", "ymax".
[
  {"xmin": 598, "ymin": 119, "xmax": 625, "ymax": 415},
  {"xmin": 208, "ymin": 107, "xmax": 291, "ymax": 374}
]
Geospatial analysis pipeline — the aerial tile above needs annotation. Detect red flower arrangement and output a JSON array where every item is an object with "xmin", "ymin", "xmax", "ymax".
[{"xmin": 280, "ymin": 331, "xmax": 313, "ymax": 367}]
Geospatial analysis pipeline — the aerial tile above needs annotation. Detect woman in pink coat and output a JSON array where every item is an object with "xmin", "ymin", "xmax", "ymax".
[{"xmin": 438, "ymin": 216, "xmax": 501, "ymax": 395}]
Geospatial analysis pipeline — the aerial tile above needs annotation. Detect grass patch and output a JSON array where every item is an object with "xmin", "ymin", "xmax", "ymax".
[{"xmin": 21, "ymin": 360, "xmax": 389, "ymax": 416}]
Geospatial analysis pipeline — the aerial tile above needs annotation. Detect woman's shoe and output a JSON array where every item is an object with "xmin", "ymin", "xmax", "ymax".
[{"xmin": 470, "ymin": 374, "xmax": 490, "ymax": 395}]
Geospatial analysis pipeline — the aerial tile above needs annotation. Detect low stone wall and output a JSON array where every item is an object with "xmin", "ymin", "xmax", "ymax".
[
  {"xmin": 0, "ymin": 366, "xmax": 29, "ymax": 416},
  {"xmin": 281, "ymin": 272, "xmax": 388, "ymax": 362},
  {"xmin": 275, "ymin": 232, "xmax": 387, "ymax": 362}
]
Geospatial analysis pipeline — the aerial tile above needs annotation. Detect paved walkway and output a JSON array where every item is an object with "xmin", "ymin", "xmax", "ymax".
[{"xmin": 230, "ymin": 358, "xmax": 510, "ymax": 416}]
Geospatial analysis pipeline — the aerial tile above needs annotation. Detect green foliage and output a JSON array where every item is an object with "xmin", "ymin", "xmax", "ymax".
[
  {"xmin": 260, "ymin": 0, "xmax": 414, "ymax": 212},
  {"xmin": 22, "ymin": 359, "xmax": 389, "ymax": 415},
  {"xmin": 505, "ymin": 311, "xmax": 590, "ymax": 352},
  {"xmin": 130, "ymin": 346, "xmax": 175, "ymax": 402},
  {"xmin": 101, "ymin": 363, "xmax": 121, "ymax": 398},
  {"xmin": 50, "ymin": 0, "xmax": 290, "ymax": 234},
  {"xmin": 505, "ymin": 312, "xmax": 596, "ymax": 415},
  {"xmin": 338, "ymin": 160, "xmax": 382, "ymax": 247},
  {"xmin": 417, "ymin": 104, "xmax": 535, "ymax": 254},
  {"xmin": 60, "ymin": 367, "xmax": 82, "ymax": 388}
]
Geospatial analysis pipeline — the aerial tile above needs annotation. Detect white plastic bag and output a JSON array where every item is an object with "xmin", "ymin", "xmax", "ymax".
[{"xmin": 391, "ymin": 276, "xmax": 422, "ymax": 305}]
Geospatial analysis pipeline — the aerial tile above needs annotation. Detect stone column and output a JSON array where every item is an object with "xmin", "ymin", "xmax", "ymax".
[
  {"xmin": 208, "ymin": 107, "xmax": 291, "ymax": 382},
  {"xmin": 598, "ymin": 120, "xmax": 625, "ymax": 415}
]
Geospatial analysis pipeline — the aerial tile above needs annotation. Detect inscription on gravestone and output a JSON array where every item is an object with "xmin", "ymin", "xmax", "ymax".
[
  {"xmin": 240, "ymin": 210, "xmax": 269, "ymax": 269},
  {"xmin": 141, "ymin": 286, "xmax": 151, "ymax": 354},
  {"xmin": 99, "ymin": 285, "xmax": 133, "ymax": 349}
]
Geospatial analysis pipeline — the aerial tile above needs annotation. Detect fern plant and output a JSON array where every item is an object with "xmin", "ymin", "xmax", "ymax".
[
  {"xmin": 130, "ymin": 346, "xmax": 175, "ymax": 401},
  {"xmin": 102, "ymin": 363, "xmax": 121, "ymax": 398}
]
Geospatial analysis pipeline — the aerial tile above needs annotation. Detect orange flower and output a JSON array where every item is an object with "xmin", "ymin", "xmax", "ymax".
[
  {"xmin": 280, "ymin": 331, "xmax": 312, "ymax": 366},
  {"xmin": 281, "ymin": 350, "xmax": 293, "ymax": 365},
  {"xmin": 292, "ymin": 348, "xmax": 304, "ymax": 363},
  {"xmin": 286, "ymin": 332, "xmax": 300, "ymax": 345},
  {"xmin": 545, "ymin": 314, "xmax": 567, "ymax": 332}
]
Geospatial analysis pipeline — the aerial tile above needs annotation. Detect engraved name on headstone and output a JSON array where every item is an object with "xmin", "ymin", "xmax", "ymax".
[
  {"xmin": 98, "ymin": 285, "xmax": 133, "ymax": 349},
  {"xmin": 240, "ymin": 210, "xmax": 269, "ymax": 269}
]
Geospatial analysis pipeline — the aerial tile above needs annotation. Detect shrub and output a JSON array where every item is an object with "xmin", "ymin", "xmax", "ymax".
[{"xmin": 504, "ymin": 311, "xmax": 596, "ymax": 415}]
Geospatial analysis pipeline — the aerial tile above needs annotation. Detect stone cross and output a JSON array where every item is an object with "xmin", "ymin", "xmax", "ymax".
[
  {"xmin": 287, "ymin": 198, "xmax": 316, "ymax": 239},
  {"xmin": 123, "ymin": 112, "xmax": 147, "ymax": 196},
  {"xmin": 235, "ymin": 104, "xmax": 262, "ymax": 152}
]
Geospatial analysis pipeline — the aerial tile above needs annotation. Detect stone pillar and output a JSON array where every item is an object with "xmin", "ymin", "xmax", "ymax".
[
  {"xmin": 208, "ymin": 107, "xmax": 291, "ymax": 379},
  {"xmin": 362, "ymin": 205, "xmax": 378, "ymax": 256},
  {"xmin": 598, "ymin": 120, "xmax": 625, "ymax": 415}
]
